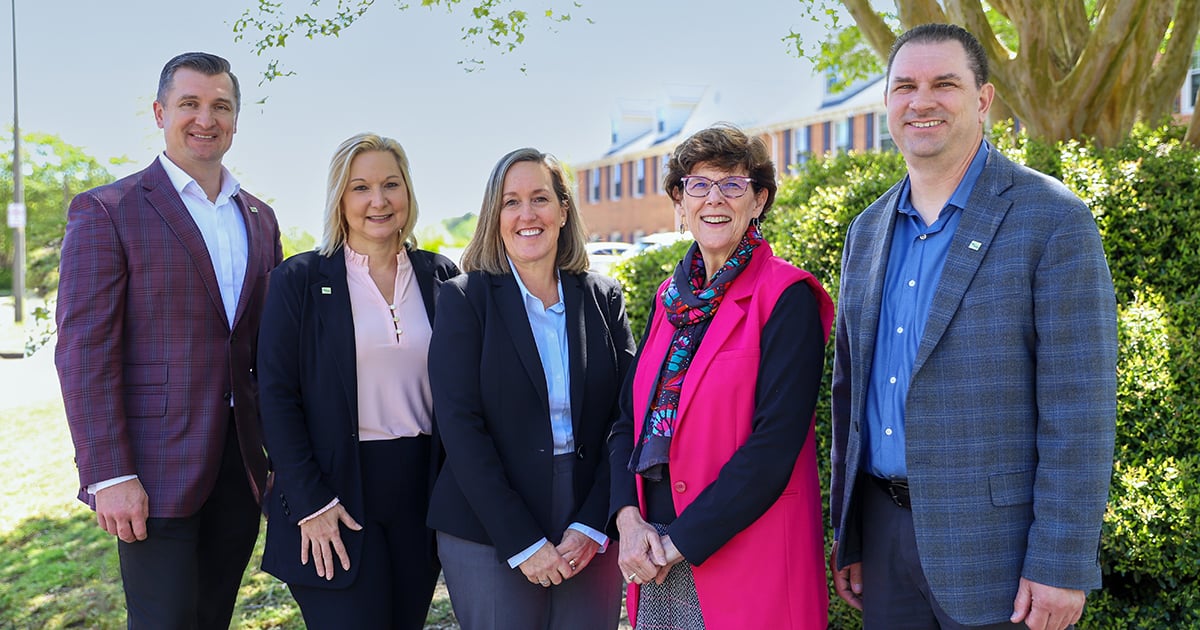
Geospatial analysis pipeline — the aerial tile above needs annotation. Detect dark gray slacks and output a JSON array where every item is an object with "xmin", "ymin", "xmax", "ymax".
[
  {"xmin": 437, "ymin": 454, "xmax": 623, "ymax": 630},
  {"xmin": 861, "ymin": 477, "xmax": 1022, "ymax": 630}
]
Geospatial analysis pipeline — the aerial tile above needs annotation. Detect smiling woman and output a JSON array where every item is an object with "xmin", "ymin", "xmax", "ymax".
[
  {"xmin": 426, "ymin": 147, "xmax": 635, "ymax": 630},
  {"xmin": 609, "ymin": 124, "xmax": 834, "ymax": 630},
  {"xmin": 257, "ymin": 132, "xmax": 460, "ymax": 629}
]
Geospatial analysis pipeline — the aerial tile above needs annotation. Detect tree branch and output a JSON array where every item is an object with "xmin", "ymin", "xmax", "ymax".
[
  {"xmin": 1058, "ymin": 0, "xmax": 1147, "ymax": 122},
  {"xmin": 896, "ymin": 0, "xmax": 946, "ymax": 27},
  {"xmin": 1142, "ymin": 0, "xmax": 1200, "ymax": 124},
  {"xmin": 840, "ymin": 0, "xmax": 897, "ymax": 60}
]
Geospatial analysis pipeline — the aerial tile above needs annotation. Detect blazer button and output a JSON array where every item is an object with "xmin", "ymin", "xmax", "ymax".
[
  {"xmin": 673, "ymin": 481, "xmax": 687, "ymax": 493},
  {"xmin": 576, "ymin": 445, "xmax": 587, "ymax": 460},
  {"xmin": 223, "ymin": 391, "xmax": 232, "ymax": 401}
]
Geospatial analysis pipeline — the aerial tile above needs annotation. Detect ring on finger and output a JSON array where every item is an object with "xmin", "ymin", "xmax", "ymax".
[
  {"xmin": 539, "ymin": 579, "xmax": 551, "ymax": 587},
  {"xmin": 569, "ymin": 559, "xmax": 578, "ymax": 570}
]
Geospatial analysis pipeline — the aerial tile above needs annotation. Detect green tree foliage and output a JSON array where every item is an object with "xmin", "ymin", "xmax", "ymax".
[
  {"xmin": 614, "ymin": 122, "xmax": 1200, "ymax": 627},
  {"xmin": 1, "ymin": 133, "xmax": 123, "ymax": 294},
  {"xmin": 281, "ymin": 226, "xmax": 318, "ymax": 258},
  {"xmin": 233, "ymin": 0, "xmax": 589, "ymax": 81}
]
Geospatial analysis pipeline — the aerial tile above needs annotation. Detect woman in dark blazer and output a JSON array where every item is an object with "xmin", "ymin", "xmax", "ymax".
[
  {"xmin": 427, "ymin": 148, "xmax": 635, "ymax": 630},
  {"xmin": 257, "ymin": 132, "xmax": 459, "ymax": 629}
]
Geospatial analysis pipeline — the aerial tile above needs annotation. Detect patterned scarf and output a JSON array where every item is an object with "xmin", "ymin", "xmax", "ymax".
[{"xmin": 629, "ymin": 222, "xmax": 764, "ymax": 481}]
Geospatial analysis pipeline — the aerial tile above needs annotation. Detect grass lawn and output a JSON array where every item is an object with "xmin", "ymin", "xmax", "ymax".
[{"xmin": 0, "ymin": 364, "xmax": 629, "ymax": 628}]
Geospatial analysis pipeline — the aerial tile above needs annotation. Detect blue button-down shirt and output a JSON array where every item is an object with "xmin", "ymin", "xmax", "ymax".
[
  {"xmin": 864, "ymin": 140, "xmax": 991, "ymax": 480},
  {"xmin": 509, "ymin": 263, "xmax": 574, "ymax": 456},
  {"xmin": 506, "ymin": 263, "xmax": 608, "ymax": 568}
]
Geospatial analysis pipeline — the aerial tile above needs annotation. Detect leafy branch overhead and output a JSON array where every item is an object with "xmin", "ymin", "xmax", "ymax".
[
  {"xmin": 787, "ymin": 0, "xmax": 1200, "ymax": 147},
  {"xmin": 232, "ymin": 0, "xmax": 589, "ymax": 80}
]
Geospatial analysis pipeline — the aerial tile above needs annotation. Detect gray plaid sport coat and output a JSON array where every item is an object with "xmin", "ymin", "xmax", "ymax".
[{"xmin": 830, "ymin": 149, "xmax": 1117, "ymax": 626}]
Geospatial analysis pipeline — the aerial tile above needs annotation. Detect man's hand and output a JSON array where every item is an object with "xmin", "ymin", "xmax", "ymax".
[
  {"xmin": 1011, "ymin": 577, "xmax": 1084, "ymax": 630},
  {"xmin": 829, "ymin": 540, "xmax": 863, "ymax": 610},
  {"xmin": 94, "ymin": 478, "xmax": 149, "ymax": 543},
  {"xmin": 555, "ymin": 528, "xmax": 599, "ymax": 577},
  {"xmin": 299, "ymin": 504, "xmax": 362, "ymax": 580}
]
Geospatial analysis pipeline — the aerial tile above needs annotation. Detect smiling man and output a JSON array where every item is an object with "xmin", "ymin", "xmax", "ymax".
[
  {"xmin": 828, "ymin": 24, "xmax": 1117, "ymax": 630},
  {"xmin": 55, "ymin": 52, "xmax": 282, "ymax": 628}
]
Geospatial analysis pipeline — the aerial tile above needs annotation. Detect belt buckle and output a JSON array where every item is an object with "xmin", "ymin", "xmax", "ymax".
[{"xmin": 887, "ymin": 479, "xmax": 909, "ymax": 508}]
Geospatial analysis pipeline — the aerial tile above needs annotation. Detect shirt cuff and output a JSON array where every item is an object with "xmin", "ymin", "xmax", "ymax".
[
  {"xmin": 88, "ymin": 474, "xmax": 138, "ymax": 495},
  {"xmin": 298, "ymin": 498, "xmax": 340, "ymax": 525},
  {"xmin": 507, "ymin": 537, "xmax": 549, "ymax": 569},
  {"xmin": 568, "ymin": 522, "xmax": 610, "ymax": 553}
]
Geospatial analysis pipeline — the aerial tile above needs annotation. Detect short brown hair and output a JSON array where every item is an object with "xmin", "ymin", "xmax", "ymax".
[
  {"xmin": 460, "ymin": 148, "xmax": 590, "ymax": 275},
  {"xmin": 663, "ymin": 124, "xmax": 778, "ymax": 215}
]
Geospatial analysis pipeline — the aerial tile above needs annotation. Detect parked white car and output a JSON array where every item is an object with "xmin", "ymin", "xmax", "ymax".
[{"xmin": 586, "ymin": 241, "xmax": 637, "ymax": 276}]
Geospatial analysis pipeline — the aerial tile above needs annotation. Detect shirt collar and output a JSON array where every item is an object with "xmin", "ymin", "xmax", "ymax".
[
  {"xmin": 157, "ymin": 153, "xmax": 241, "ymax": 205},
  {"xmin": 896, "ymin": 139, "xmax": 992, "ymax": 218},
  {"xmin": 506, "ymin": 256, "xmax": 565, "ymax": 313}
]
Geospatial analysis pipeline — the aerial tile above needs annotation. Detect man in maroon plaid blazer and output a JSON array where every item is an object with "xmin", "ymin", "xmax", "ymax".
[{"xmin": 55, "ymin": 52, "xmax": 282, "ymax": 628}]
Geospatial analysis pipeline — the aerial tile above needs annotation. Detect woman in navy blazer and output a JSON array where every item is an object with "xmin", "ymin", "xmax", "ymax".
[
  {"xmin": 427, "ymin": 148, "xmax": 635, "ymax": 630},
  {"xmin": 257, "ymin": 133, "xmax": 459, "ymax": 629}
]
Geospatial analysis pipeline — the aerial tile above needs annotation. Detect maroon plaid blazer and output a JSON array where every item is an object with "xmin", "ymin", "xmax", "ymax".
[{"xmin": 55, "ymin": 159, "xmax": 282, "ymax": 518}]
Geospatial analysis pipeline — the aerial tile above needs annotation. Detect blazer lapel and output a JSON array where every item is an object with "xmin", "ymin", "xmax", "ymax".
[
  {"xmin": 230, "ymin": 191, "xmax": 265, "ymax": 331},
  {"xmin": 409, "ymin": 249, "xmax": 438, "ymax": 323},
  {"xmin": 850, "ymin": 192, "xmax": 901, "ymax": 391},
  {"xmin": 563, "ymin": 274, "xmax": 587, "ymax": 435},
  {"xmin": 494, "ymin": 274, "xmax": 550, "ymax": 410},
  {"xmin": 315, "ymin": 250, "xmax": 360, "ymax": 428},
  {"xmin": 142, "ymin": 160, "xmax": 228, "ymax": 328},
  {"xmin": 912, "ymin": 154, "xmax": 1015, "ymax": 376}
]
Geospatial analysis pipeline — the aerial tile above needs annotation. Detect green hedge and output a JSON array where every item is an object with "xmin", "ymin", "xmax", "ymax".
[{"xmin": 614, "ymin": 123, "xmax": 1200, "ymax": 627}]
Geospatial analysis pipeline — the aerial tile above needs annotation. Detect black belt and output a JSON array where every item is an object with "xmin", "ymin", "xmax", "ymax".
[{"xmin": 870, "ymin": 475, "xmax": 911, "ymax": 509}]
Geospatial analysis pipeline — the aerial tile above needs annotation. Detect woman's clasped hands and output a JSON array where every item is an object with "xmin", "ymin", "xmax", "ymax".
[
  {"xmin": 519, "ymin": 529, "xmax": 601, "ymax": 588},
  {"xmin": 614, "ymin": 506, "xmax": 684, "ymax": 586}
]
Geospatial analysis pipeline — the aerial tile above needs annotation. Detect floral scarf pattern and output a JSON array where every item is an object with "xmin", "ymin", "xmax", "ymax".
[{"xmin": 629, "ymin": 222, "xmax": 764, "ymax": 481}]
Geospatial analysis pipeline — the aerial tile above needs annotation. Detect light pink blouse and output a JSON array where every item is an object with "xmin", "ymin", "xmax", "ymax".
[{"xmin": 344, "ymin": 246, "xmax": 433, "ymax": 440}]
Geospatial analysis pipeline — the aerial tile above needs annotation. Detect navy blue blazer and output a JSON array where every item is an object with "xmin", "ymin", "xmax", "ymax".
[
  {"xmin": 257, "ymin": 245, "xmax": 459, "ymax": 588},
  {"xmin": 426, "ymin": 269, "xmax": 636, "ymax": 562}
]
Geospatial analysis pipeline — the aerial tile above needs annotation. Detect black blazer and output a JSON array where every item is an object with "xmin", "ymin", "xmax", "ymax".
[
  {"xmin": 257, "ymin": 245, "xmax": 459, "ymax": 588},
  {"xmin": 426, "ymin": 269, "xmax": 635, "ymax": 561}
]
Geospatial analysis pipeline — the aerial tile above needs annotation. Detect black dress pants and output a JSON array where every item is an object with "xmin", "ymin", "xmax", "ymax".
[
  {"xmin": 288, "ymin": 436, "xmax": 439, "ymax": 630},
  {"xmin": 117, "ymin": 418, "xmax": 261, "ymax": 629}
]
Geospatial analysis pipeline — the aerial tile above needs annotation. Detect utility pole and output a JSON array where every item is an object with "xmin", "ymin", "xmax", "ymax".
[{"xmin": 7, "ymin": 0, "xmax": 24, "ymax": 324}]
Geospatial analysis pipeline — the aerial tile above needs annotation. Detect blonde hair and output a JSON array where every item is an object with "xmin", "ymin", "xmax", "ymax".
[
  {"xmin": 460, "ymin": 148, "xmax": 589, "ymax": 275},
  {"xmin": 319, "ymin": 132, "xmax": 420, "ymax": 256}
]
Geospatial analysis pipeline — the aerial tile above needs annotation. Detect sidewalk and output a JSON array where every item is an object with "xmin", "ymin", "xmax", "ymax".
[
  {"xmin": 0, "ymin": 295, "xmax": 63, "ymax": 411},
  {"xmin": 0, "ymin": 341, "xmax": 62, "ymax": 412}
]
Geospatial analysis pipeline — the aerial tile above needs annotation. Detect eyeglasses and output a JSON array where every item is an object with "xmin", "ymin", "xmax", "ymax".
[{"xmin": 680, "ymin": 175, "xmax": 754, "ymax": 198}]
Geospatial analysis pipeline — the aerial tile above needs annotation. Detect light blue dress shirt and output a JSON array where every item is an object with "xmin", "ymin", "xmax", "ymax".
[
  {"xmin": 505, "ymin": 262, "xmax": 608, "ymax": 568},
  {"xmin": 864, "ymin": 141, "xmax": 991, "ymax": 480}
]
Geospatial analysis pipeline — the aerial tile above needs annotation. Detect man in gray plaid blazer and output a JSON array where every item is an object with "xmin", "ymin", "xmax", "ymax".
[{"xmin": 829, "ymin": 24, "xmax": 1117, "ymax": 630}]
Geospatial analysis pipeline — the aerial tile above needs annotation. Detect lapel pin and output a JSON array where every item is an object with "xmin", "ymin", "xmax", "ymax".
[
  {"xmin": 968, "ymin": 240, "xmax": 982, "ymax": 251},
  {"xmin": 321, "ymin": 287, "xmax": 332, "ymax": 295},
  {"xmin": 249, "ymin": 206, "xmax": 259, "ymax": 214}
]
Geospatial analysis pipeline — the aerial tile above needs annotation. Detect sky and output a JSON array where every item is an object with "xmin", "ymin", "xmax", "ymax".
[{"xmin": 1, "ymin": 0, "xmax": 829, "ymax": 237}]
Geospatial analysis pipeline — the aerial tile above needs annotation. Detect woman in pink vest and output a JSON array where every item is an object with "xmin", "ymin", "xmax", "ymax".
[{"xmin": 609, "ymin": 124, "xmax": 834, "ymax": 630}]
